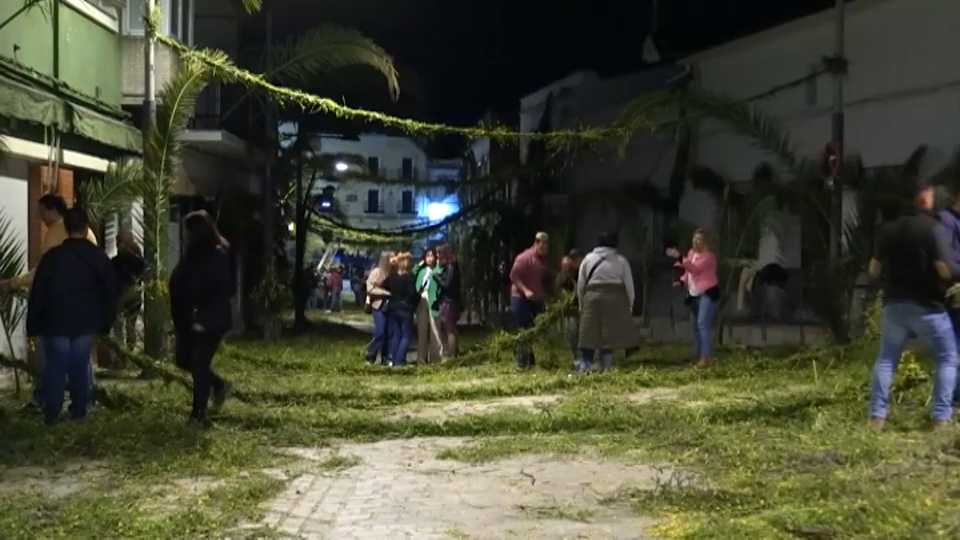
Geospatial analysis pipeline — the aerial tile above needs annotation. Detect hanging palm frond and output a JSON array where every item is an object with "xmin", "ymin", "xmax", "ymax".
[
  {"xmin": 238, "ymin": 0, "xmax": 261, "ymax": 13},
  {"xmin": 0, "ymin": 210, "xmax": 27, "ymax": 383},
  {"xmin": 138, "ymin": 53, "xmax": 222, "ymax": 276},
  {"xmin": 266, "ymin": 25, "xmax": 400, "ymax": 100},
  {"xmin": 77, "ymin": 158, "xmax": 143, "ymax": 232},
  {"xmin": 138, "ymin": 53, "xmax": 223, "ymax": 357}
]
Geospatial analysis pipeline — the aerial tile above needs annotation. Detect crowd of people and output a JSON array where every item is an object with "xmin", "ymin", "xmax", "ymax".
[
  {"xmin": 9, "ymin": 151, "xmax": 960, "ymax": 430},
  {"xmin": 509, "ymin": 229, "xmax": 718, "ymax": 373},
  {"xmin": 0, "ymin": 195, "xmax": 233, "ymax": 429},
  {"xmin": 362, "ymin": 245, "xmax": 462, "ymax": 366}
]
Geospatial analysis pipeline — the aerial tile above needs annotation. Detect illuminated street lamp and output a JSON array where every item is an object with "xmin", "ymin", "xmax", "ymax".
[{"xmin": 335, "ymin": 162, "xmax": 348, "ymax": 172}]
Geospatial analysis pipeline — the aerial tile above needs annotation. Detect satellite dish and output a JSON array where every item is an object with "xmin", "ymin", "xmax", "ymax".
[{"xmin": 642, "ymin": 35, "xmax": 661, "ymax": 63}]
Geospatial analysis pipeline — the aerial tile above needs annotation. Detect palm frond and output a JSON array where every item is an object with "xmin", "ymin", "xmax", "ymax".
[
  {"xmin": 139, "ymin": 53, "xmax": 220, "ymax": 276},
  {"xmin": 0, "ymin": 210, "xmax": 26, "ymax": 358},
  {"xmin": 684, "ymin": 90, "xmax": 802, "ymax": 171},
  {"xmin": 267, "ymin": 26, "xmax": 400, "ymax": 100},
  {"xmin": 238, "ymin": 0, "xmax": 261, "ymax": 13},
  {"xmin": 78, "ymin": 158, "xmax": 143, "ymax": 231}
]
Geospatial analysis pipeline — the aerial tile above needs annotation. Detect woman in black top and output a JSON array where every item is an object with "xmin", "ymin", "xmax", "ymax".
[
  {"xmin": 383, "ymin": 252, "xmax": 417, "ymax": 367},
  {"xmin": 434, "ymin": 244, "xmax": 463, "ymax": 358},
  {"xmin": 555, "ymin": 249, "xmax": 582, "ymax": 368},
  {"xmin": 111, "ymin": 230, "xmax": 144, "ymax": 348},
  {"xmin": 169, "ymin": 210, "xmax": 234, "ymax": 428}
]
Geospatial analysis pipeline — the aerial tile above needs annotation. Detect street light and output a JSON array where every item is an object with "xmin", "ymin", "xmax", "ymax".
[{"xmin": 335, "ymin": 162, "xmax": 348, "ymax": 172}]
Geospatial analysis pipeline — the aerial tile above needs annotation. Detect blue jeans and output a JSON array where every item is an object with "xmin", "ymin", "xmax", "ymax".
[
  {"xmin": 511, "ymin": 296, "xmax": 543, "ymax": 368},
  {"xmin": 388, "ymin": 310, "xmax": 413, "ymax": 366},
  {"xmin": 328, "ymin": 290, "xmax": 343, "ymax": 312},
  {"xmin": 950, "ymin": 308, "xmax": 960, "ymax": 403},
  {"xmin": 689, "ymin": 294, "xmax": 716, "ymax": 358},
  {"xmin": 579, "ymin": 348, "xmax": 613, "ymax": 372},
  {"xmin": 31, "ymin": 344, "xmax": 95, "ymax": 407},
  {"xmin": 41, "ymin": 335, "xmax": 96, "ymax": 424},
  {"xmin": 870, "ymin": 302, "xmax": 957, "ymax": 422},
  {"xmin": 366, "ymin": 308, "xmax": 390, "ymax": 363}
]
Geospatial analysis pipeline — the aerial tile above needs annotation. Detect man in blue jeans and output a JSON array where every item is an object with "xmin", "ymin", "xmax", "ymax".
[
  {"xmin": 869, "ymin": 147, "xmax": 960, "ymax": 431},
  {"xmin": 509, "ymin": 232, "xmax": 550, "ymax": 368},
  {"xmin": 25, "ymin": 207, "xmax": 117, "ymax": 425}
]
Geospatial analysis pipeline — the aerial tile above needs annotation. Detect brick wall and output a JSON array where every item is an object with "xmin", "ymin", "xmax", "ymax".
[{"xmin": 26, "ymin": 164, "xmax": 75, "ymax": 268}]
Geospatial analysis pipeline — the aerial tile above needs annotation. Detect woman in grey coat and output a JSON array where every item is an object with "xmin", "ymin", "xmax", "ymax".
[{"xmin": 577, "ymin": 232, "xmax": 638, "ymax": 372}]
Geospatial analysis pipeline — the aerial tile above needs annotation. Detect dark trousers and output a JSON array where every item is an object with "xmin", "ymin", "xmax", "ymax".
[
  {"xmin": 40, "ymin": 335, "xmax": 95, "ymax": 425},
  {"xmin": 511, "ymin": 296, "xmax": 543, "ymax": 368},
  {"xmin": 366, "ymin": 308, "xmax": 391, "ymax": 363},
  {"xmin": 174, "ymin": 329, "xmax": 226, "ymax": 419},
  {"xmin": 388, "ymin": 310, "xmax": 414, "ymax": 367}
]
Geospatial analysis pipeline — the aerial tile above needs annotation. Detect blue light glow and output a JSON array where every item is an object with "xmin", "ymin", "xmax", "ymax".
[{"xmin": 427, "ymin": 202, "xmax": 455, "ymax": 221}]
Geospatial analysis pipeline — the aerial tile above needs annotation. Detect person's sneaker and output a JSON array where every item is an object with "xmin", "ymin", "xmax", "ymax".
[
  {"xmin": 868, "ymin": 417, "xmax": 885, "ymax": 432},
  {"xmin": 933, "ymin": 420, "xmax": 952, "ymax": 432},
  {"xmin": 211, "ymin": 383, "xmax": 232, "ymax": 414},
  {"xmin": 20, "ymin": 401, "xmax": 41, "ymax": 413},
  {"xmin": 187, "ymin": 416, "xmax": 212, "ymax": 431}
]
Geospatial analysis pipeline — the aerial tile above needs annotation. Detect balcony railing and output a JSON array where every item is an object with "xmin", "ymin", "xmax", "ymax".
[
  {"xmin": 187, "ymin": 81, "xmax": 263, "ymax": 142},
  {"xmin": 397, "ymin": 201, "xmax": 416, "ymax": 215},
  {"xmin": 364, "ymin": 202, "xmax": 385, "ymax": 214}
]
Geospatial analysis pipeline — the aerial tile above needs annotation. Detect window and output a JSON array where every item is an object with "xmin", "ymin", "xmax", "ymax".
[
  {"xmin": 365, "ymin": 190, "xmax": 382, "ymax": 213},
  {"xmin": 400, "ymin": 190, "xmax": 414, "ymax": 214},
  {"xmin": 367, "ymin": 156, "xmax": 380, "ymax": 176},
  {"xmin": 126, "ymin": 0, "xmax": 143, "ymax": 32},
  {"xmin": 401, "ymin": 158, "xmax": 414, "ymax": 180},
  {"xmin": 125, "ymin": 0, "xmax": 192, "ymax": 43},
  {"xmin": 345, "ymin": 193, "xmax": 358, "ymax": 203}
]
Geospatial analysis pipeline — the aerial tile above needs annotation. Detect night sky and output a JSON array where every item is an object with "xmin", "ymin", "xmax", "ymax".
[{"xmin": 253, "ymin": 0, "xmax": 841, "ymax": 134}]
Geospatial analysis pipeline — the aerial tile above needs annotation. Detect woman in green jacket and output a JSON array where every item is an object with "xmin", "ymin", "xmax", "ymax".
[{"xmin": 414, "ymin": 248, "xmax": 443, "ymax": 363}]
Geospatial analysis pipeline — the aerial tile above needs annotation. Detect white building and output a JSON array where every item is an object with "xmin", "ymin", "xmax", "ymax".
[
  {"xmin": 518, "ymin": 0, "xmax": 960, "ymax": 343},
  {"xmin": 311, "ymin": 134, "xmax": 436, "ymax": 230},
  {"xmin": 518, "ymin": 67, "xmax": 683, "ymax": 263}
]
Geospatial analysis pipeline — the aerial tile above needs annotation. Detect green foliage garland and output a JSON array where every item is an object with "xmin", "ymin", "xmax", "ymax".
[
  {"xmin": 453, "ymin": 292, "xmax": 575, "ymax": 366},
  {"xmin": 151, "ymin": 32, "xmax": 636, "ymax": 143}
]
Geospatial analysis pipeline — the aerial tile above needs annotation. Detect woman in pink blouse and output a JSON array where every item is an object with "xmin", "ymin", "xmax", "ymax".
[{"xmin": 667, "ymin": 229, "xmax": 719, "ymax": 368}]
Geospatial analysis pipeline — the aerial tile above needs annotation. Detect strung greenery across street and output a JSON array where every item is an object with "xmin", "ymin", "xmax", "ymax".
[{"xmin": 0, "ymin": 311, "xmax": 955, "ymax": 540}]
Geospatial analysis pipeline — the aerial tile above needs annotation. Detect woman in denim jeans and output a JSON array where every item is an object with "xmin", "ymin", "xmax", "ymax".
[
  {"xmin": 668, "ymin": 229, "xmax": 719, "ymax": 368},
  {"xmin": 365, "ymin": 252, "xmax": 394, "ymax": 365}
]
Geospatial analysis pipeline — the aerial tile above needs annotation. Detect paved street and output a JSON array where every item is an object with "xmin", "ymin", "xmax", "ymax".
[{"xmin": 251, "ymin": 438, "xmax": 660, "ymax": 540}]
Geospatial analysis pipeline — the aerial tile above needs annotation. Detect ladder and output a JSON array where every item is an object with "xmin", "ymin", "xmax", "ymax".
[{"xmin": 316, "ymin": 241, "xmax": 340, "ymax": 270}]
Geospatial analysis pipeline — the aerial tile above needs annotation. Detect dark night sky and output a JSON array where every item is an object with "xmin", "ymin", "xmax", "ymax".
[{"xmin": 254, "ymin": 0, "xmax": 840, "ymax": 130}]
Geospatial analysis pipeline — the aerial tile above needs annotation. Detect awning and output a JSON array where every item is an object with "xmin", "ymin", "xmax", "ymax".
[{"xmin": 0, "ymin": 72, "xmax": 142, "ymax": 155}]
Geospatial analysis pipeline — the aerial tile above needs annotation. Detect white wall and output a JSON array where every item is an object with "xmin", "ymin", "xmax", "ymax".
[
  {"xmin": 313, "ymin": 134, "xmax": 431, "ymax": 229},
  {"xmin": 0, "ymin": 158, "xmax": 30, "ymax": 359},
  {"xmin": 688, "ymin": 0, "xmax": 960, "ymax": 266}
]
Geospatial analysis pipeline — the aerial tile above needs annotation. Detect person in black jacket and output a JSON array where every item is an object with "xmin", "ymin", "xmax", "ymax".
[
  {"xmin": 111, "ymin": 230, "xmax": 145, "ymax": 348},
  {"xmin": 26, "ymin": 207, "xmax": 117, "ymax": 426},
  {"xmin": 383, "ymin": 252, "xmax": 417, "ymax": 367},
  {"xmin": 169, "ymin": 210, "xmax": 234, "ymax": 428},
  {"xmin": 434, "ymin": 244, "xmax": 463, "ymax": 359}
]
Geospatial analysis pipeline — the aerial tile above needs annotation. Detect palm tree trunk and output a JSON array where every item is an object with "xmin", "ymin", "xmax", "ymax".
[{"xmin": 293, "ymin": 152, "xmax": 309, "ymax": 328}]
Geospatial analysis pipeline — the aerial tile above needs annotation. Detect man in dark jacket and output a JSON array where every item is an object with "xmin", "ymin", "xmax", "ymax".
[
  {"xmin": 869, "ymin": 147, "xmax": 960, "ymax": 431},
  {"xmin": 26, "ymin": 207, "xmax": 117, "ymax": 425}
]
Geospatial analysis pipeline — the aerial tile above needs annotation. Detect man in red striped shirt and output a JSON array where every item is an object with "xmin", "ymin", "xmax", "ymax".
[{"xmin": 509, "ymin": 231, "xmax": 551, "ymax": 368}]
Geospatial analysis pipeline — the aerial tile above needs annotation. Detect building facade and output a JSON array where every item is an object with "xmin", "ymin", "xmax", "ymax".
[
  {"xmin": 0, "ymin": 0, "xmax": 142, "ymax": 356},
  {"xmin": 312, "ymin": 134, "xmax": 434, "ymax": 230}
]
